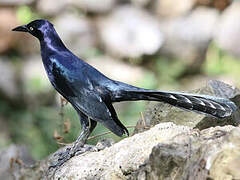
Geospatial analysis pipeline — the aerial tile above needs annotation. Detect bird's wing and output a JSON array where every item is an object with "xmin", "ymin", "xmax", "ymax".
[
  {"xmin": 49, "ymin": 58, "xmax": 127, "ymax": 136},
  {"xmin": 69, "ymin": 88, "xmax": 128, "ymax": 136}
]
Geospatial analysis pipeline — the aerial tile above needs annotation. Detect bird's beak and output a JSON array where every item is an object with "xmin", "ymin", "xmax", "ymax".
[{"xmin": 12, "ymin": 25, "xmax": 29, "ymax": 32}]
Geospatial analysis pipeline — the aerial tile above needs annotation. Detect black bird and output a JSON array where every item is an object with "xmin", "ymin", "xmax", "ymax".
[{"xmin": 13, "ymin": 19, "xmax": 237, "ymax": 165}]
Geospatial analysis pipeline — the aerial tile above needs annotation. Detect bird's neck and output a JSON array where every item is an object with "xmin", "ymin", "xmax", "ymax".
[{"xmin": 40, "ymin": 29, "xmax": 68, "ymax": 53}]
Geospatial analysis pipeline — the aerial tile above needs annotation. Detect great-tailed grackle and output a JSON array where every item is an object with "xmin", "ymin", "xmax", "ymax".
[{"xmin": 13, "ymin": 19, "xmax": 237, "ymax": 166}]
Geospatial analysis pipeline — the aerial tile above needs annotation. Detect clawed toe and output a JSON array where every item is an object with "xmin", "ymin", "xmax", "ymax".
[{"xmin": 48, "ymin": 144, "xmax": 99, "ymax": 170}]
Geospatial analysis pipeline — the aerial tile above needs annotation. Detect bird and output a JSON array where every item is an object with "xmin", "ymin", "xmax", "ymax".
[{"xmin": 12, "ymin": 19, "xmax": 237, "ymax": 167}]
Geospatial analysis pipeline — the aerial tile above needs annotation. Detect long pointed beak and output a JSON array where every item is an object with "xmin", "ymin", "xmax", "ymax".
[{"xmin": 12, "ymin": 25, "xmax": 29, "ymax": 32}]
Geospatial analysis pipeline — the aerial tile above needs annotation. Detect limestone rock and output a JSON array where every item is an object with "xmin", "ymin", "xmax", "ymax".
[
  {"xmin": 48, "ymin": 123, "xmax": 192, "ymax": 179},
  {"xmin": 21, "ymin": 55, "xmax": 54, "ymax": 105},
  {"xmin": 97, "ymin": 6, "xmax": 164, "ymax": 58},
  {"xmin": 7, "ymin": 124, "xmax": 240, "ymax": 180},
  {"xmin": 69, "ymin": 0, "xmax": 116, "ymax": 13},
  {"xmin": 154, "ymin": 0, "xmax": 196, "ymax": 18},
  {"xmin": 0, "ymin": 58, "xmax": 18, "ymax": 100},
  {"xmin": 0, "ymin": 145, "xmax": 35, "ymax": 180},
  {"xmin": 134, "ymin": 80, "xmax": 240, "ymax": 134},
  {"xmin": 131, "ymin": 126, "xmax": 240, "ymax": 180},
  {"xmin": 87, "ymin": 56, "xmax": 146, "ymax": 85},
  {"xmin": 159, "ymin": 7, "xmax": 219, "ymax": 71},
  {"xmin": 54, "ymin": 13, "xmax": 97, "ymax": 57},
  {"xmin": 36, "ymin": 0, "xmax": 69, "ymax": 16},
  {"xmin": 214, "ymin": 2, "xmax": 240, "ymax": 57},
  {"xmin": 0, "ymin": 0, "xmax": 34, "ymax": 5}
]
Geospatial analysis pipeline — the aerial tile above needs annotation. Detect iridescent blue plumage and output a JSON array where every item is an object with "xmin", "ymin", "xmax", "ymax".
[{"xmin": 12, "ymin": 19, "xmax": 237, "ymax": 167}]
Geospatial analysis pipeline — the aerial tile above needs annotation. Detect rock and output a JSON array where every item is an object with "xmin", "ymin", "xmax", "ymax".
[
  {"xmin": 214, "ymin": 2, "xmax": 240, "ymax": 57},
  {"xmin": 0, "ymin": 8, "xmax": 18, "ymax": 53},
  {"xmin": 159, "ymin": 7, "xmax": 219, "ymax": 72},
  {"xmin": 0, "ymin": 0, "xmax": 34, "ymax": 5},
  {"xmin": 0, "ymin": 145, "xmax": 35, "ymax": 180},
  {"xmin": 21, "ymin": 55, "xmax": 54, "ymax": 105},
  {"xmin": 132, "ymin": 126, "xmax": 240, "ymax": 180},
  {"xmin": 87, "ymin": 56, "xmax": 146, "ymax": 85},
  {"xmin": 54, "ymin": 13, "xmax": 97, "ymax": 57},
  {"xmin": 48, "ymin": 123, "xmax": 192, "ymax": 179},
  {"xmin": 97, "ymin": 5, "xmax": 164, "ymax": 58},
  {"xmin": 0, "ymin": 57, "xmax": 18, "ymax": 100},
  {"xmin": 36, "ymin": 0, "xmax": 69, "ymax": 16},
  {"xmin": 134, "ymin": 80, "xmax": 240, "ymax": 134},
  {"xmin": 12, "ymin": 123, "xmax": 240, "ymax": 179},
  {"xmin": 154, "ymin": 0, "xmax": 195, "ymax": 18},
  {"xmin": 69, "ymin": 0, "xmax": 116, "ymax": 13}
]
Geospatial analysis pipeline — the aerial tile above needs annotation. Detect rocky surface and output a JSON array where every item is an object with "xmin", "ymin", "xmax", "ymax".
[
  {"xmin": 1, "ymin": 1, "xmax": 240, "ymax": 180},
  {"xmin": 97, "ymin": 5, "xmax": 164, "ymax": 58},
  {"xmin": 154, "ymin": 0, "xmax": 195, "ymax": 18},
  {"xmin": 69, "ymin": 0, "xmax": 117, "ymax": 13},
  {"xmin": 159, "ymin": 7, "xmax": 219, "ymax": 73},
  {"xmin": 54, "ymin": 13, "xmax": 97, "ymax": 58},
  {"xmin": 7, "ymin": 123, "xmax": 240, "ymax": 180},
  {"xmin": 36, "ymin": 0, "xmax": 69, "ymax": 16},
  {"xmin": 0, "ymin": 0, "xmax": 34, "ymax": 6},
  {"xmin": 87, "ymin": 56, "xmax": 146, "ymax": 84},
  {"xmin": 135, "ymin": 80, "xmax": 240, "ymax": 134},
  {"xmin": 0, "ymin": 57, "xmax": 18, "ymax": 100},
  {"xmin": 0, "ymin": 145, "xmax": 35, "ymax": 180},
  {"xmin": 131, "ymin": 125, "xmax": 240, "ymax": 180},
  {"xmin": 214, "ymin": 1, "xmax": 240, "ymax": 57}
]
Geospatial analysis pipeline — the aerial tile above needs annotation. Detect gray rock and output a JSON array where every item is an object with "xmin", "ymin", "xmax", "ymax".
[
  {"xmin": 9, "ymin": 124, "xmax": 240, "ymax": 179},
  {"xmin": 0, "ymin": 145, "xmax": 35, "ymax": 180},
  {"xmin": 0, "ymin": 58, "xmax": 18, "ymax": 99},
  {"xmin": 214, "ymin": 2, "xmax": 240, "ymax": 57},
  {"xmin": 36, "ymin": 0, "xmax": 69, "ymax": 16},
  {"xmin": 21, "ymin": 55, "xmax": 54, "ymax": 105},
  {"xmin": 48, "ymin": 123, "xmax": 192, "ymax": 179},
  {"xmin": 154, "ymin": 0, "xmax": 195, "ymax": 18},
  {"xmin": 69, "ymin": 0, "xmax": 116, "ymax": 13},
  {"xmin": 134, "ymin": 80, "xmax": 240, "ymax": 134},
  {"xmin": 132, "ymin": 126, "xmax": 240, "ymax": 180},
  {"xmin": 97, "ymin": 6, "xmax": 164, "ymax": 58},
  {"xmin": 0, "ymin": 0, "xmax": 34, "ymax": 5},
  {"xmin": 54, "ymin": 13, "xmax": 97, "ymax": 57},
  {"xmin": 159, "ymin": 7, "xmax": 219, "ymax": 69},
  {"xmin": 87, "ymin": 56, "xmax": 146, "ymax": 85}
]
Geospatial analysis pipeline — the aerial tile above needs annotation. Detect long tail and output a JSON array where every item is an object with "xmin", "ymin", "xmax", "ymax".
[{"xmin": 113, "ymin": 88, "xmax": 237, "ymax": 118}]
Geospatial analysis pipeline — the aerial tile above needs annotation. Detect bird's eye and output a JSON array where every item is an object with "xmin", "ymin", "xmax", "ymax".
[{"xmin": 29, "ymin": 26, "xmax": 34, "ymax": 31}]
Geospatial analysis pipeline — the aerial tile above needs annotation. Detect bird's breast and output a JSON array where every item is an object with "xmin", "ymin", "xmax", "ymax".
[{"xmin": 43, "ymin": 57, "xmax": 76, "ymax": 97}]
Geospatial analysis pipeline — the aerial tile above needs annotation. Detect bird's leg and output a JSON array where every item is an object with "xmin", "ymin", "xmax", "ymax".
[
  {"xmin": 49, "ymin": 113, "xmax": 97, "ymax": 169},
  {"xmin": 70, "ymin": 118, "xmax": 97, "ymax": 155}
]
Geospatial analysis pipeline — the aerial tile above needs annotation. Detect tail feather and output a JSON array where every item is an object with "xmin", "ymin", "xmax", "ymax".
[{"xmin": 114, "ymin": 89, "xmax": 237, "ymax": 118}]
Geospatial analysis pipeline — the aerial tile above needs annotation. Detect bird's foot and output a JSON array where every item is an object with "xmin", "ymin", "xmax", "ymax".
[
  {"xmin": 48, "ymin": 138, "xmax": 115, "ymax": 170},
  {"xmin": 48, "ymin": 144, "xmax": 97, "ymax": 170}
]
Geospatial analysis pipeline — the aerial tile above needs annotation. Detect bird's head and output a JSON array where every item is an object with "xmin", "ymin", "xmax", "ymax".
[{"xmin": 12, "ymin": 19, "xmax": 54, "ymax": 40}]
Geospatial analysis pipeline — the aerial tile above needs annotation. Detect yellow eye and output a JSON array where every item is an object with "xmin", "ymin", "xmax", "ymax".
[{"xmin": 29, "ymin": 26, "xmax": 34, "ymax": 31}]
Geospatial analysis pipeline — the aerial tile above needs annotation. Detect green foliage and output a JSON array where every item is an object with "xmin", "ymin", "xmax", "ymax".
[
  {"xmin": 24, "ymin": 77, "xmax": 51, "ymax": 95},
  {"xmin": 155, "ymin": 56, "xmax": 186, "ymax": 85},
  {"xmin": 16, "ymin": 6, "xmax": 40, "ymax": 24},
  {"xmin": 204, "ymin": 43, "xmax": 240, "ymax": 79}
]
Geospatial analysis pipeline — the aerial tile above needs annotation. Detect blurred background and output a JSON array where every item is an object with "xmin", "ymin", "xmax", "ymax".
[{"xmin": 0, "ymin": 0, "xmax": 240, "ymax": 161}]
